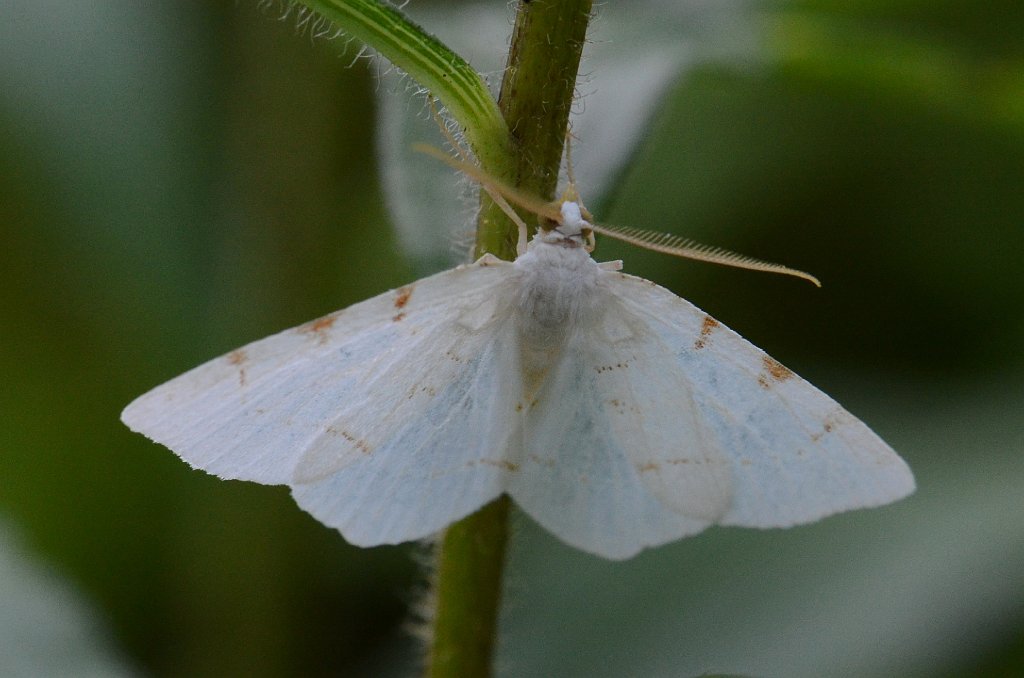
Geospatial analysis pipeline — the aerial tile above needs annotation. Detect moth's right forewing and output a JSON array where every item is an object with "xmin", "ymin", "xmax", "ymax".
[
  {"xmin": 608, "ymin": 273, "xmax": 914, "ymax": 528},
  {"xmin": 121, "ymin": 259, "xmax": 515, "ymax": 486}
]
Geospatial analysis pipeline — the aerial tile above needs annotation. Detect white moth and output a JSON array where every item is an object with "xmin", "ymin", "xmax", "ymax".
[{"xmin": 122, "ymin": 149, "xmax": 914, "ymax": 560}]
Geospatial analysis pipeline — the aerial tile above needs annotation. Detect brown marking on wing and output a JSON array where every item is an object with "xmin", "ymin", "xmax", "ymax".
[
  {"xmin": 758, "ymin": 355, "xmax": 794, "ymax": 388},
  {"xmin": 393, "ymin": 285, "xmax": 414, "ymax": 310},
  {"xmin": 607, "ymin": 399, "xmax": 640, "ymax": 415},
  {"xmin": 299, "ymin": 313, "xmax": 341, "ymax": 344},
  {"xmin": 594, "ymin": 358, "xmax": 633, "ymax": 374},
  {"xmin": 227, "ymin": 350, "xmax": 248, "ymax": 386},
  {"xmin": 479, "ymin": 459, "xmax": 520, "ymax": 472},
  {"xmin": 406, "ymin": 383, "xmax": 438, "ymax": 400},
  {"xmin": 528, "ymin": 453, "xmax": 556, "ymax": 468},
  {"xmin": 694, "ymin": 315, "xmax": 719, "ymax": 350},
  {"xmin": 326, "ymin": 426, "xmax": 372, "ymax": 454},
  {"xmin": 811, "ymin": 415, "xmax": 838, "ymax": 442},
  {"xmin": 392, "ymin": 312, "xmax": 406, "ymax": 322},
  {"xmin": 306, "ymin": 315, "xmax": 338, "ymax": 332},
  {"xmin": 516, "ymin": 397, "xmax": 540, "ymax": 413},
  {"xmin": 765, "ymin": 356, "xmax": 794, "ymax": 381},
  {"xmin": 637, "ymin": 457, "xmax": 703, "ymax": 474}
]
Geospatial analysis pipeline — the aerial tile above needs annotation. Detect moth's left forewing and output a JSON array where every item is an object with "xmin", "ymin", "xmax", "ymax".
[
  {"xmin": 283, "ymin": 258, "xmax": 529, "ymax": 547},
  {"xmin": 606, "ymin": 272, "xmax": 915, "ymax": 528},
  {"xmin": 289, "ymin": 307, "xmax": 523, "ymax": 547},
  {"xmin": 121, "ymin": 258, "xmax": 517, "ymax": 488}
]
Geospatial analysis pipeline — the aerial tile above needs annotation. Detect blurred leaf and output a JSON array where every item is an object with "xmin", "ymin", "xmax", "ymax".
[
  {"xmin": 1, "ymin": 2, "xmax": 417, "ymax": 675},
  {"xmin": 0, "ymin": 518, "xmax": 135, "ymax": 677},
  {"xmin": 765, "ymin": 8, "xmax": 1024, "ymax": 131}
]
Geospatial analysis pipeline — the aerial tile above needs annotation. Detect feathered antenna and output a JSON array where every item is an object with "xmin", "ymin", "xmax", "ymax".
[
  {"xmin": 589, "ymin": 223, "xmax": 821, "ymax": 286},
  {"xmin": 414, "ymin": 118, "xmax": 821, "ymax": 286},
  {"xmin": 561, "ymin": 132, "xmax": 819, "ymax": 285}
]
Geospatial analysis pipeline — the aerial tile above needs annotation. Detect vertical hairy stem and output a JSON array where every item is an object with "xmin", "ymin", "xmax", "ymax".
[
  {"xmin": 430, "ymin": 2, "xmax": 594, "ymax": 677},
  {"xmin": 427, "ymin": 496, "xmax": 511, "ymax": 678},
  {"xmin": 252, "ymin": 0, "xmax": 592, "ymax": 675},
  {"xmin": 474, "ymin": 0, "xmax": 595, "ymax": 260}
]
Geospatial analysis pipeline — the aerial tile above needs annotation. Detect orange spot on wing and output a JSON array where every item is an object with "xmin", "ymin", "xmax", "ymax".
[
  {"xmin": 299, "ymin": 313, "xmax": 341, "ymax": 344},
  {"xmin": 308, "ymin": 315, "xmax": 337, "ymax": 332},
  {"xmin": 227, "ymin": 350, "xmax": 248, "ymax": 386},
  {"xmin": 760, "ymin": 356, "xmax": 794, "ymax": 387},
  {"xmin": 694, "ymin": 315, "xmax": 719, "ymax": 350},
  {"xmin": 393, "ymin": 285, "xmax": 414, "ymax": 310}
]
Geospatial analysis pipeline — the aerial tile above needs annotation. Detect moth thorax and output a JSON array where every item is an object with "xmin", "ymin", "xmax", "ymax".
[{"xmin": 514, "ymin": 247, "xmax": 602, "ymax": 360}]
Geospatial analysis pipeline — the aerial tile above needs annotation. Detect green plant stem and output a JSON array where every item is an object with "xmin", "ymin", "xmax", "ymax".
[
  {"xmin": 427, "ymin": 496, "xmax": 511, "ymax": 678},
  {"xmin": 428, "ymin": 3, "xmax": 594, "ymax": 678},
  {"xmin": 295, "ymin": 0, "xmax": 511, "ymax": 174},
  {"xmin": 289, "ymin": 1, "xmax": 592, "ymax": 674},
  {"xmin": 474, "ymin": 0, "xmax": 595, "ymax": 259}
]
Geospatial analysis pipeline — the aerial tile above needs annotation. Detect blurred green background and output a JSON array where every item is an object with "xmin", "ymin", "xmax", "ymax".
[{"xmin": 2, "ymin": 1, "xmax": 1022, "ymax": 676}]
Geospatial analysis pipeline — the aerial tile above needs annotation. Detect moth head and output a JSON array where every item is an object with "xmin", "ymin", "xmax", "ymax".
[
  {"xmin": 411, "ymin": 114, "xmax": 819, "ymax": 285},
  {"xmin": 538, "ymin": 200, "xmax": 595, "ymax": 250}
]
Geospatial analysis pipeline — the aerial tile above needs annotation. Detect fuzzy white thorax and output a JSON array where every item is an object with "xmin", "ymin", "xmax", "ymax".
[{"xmin": 513, "ymin": 201, "xmax": 605, "ymax": 376}]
